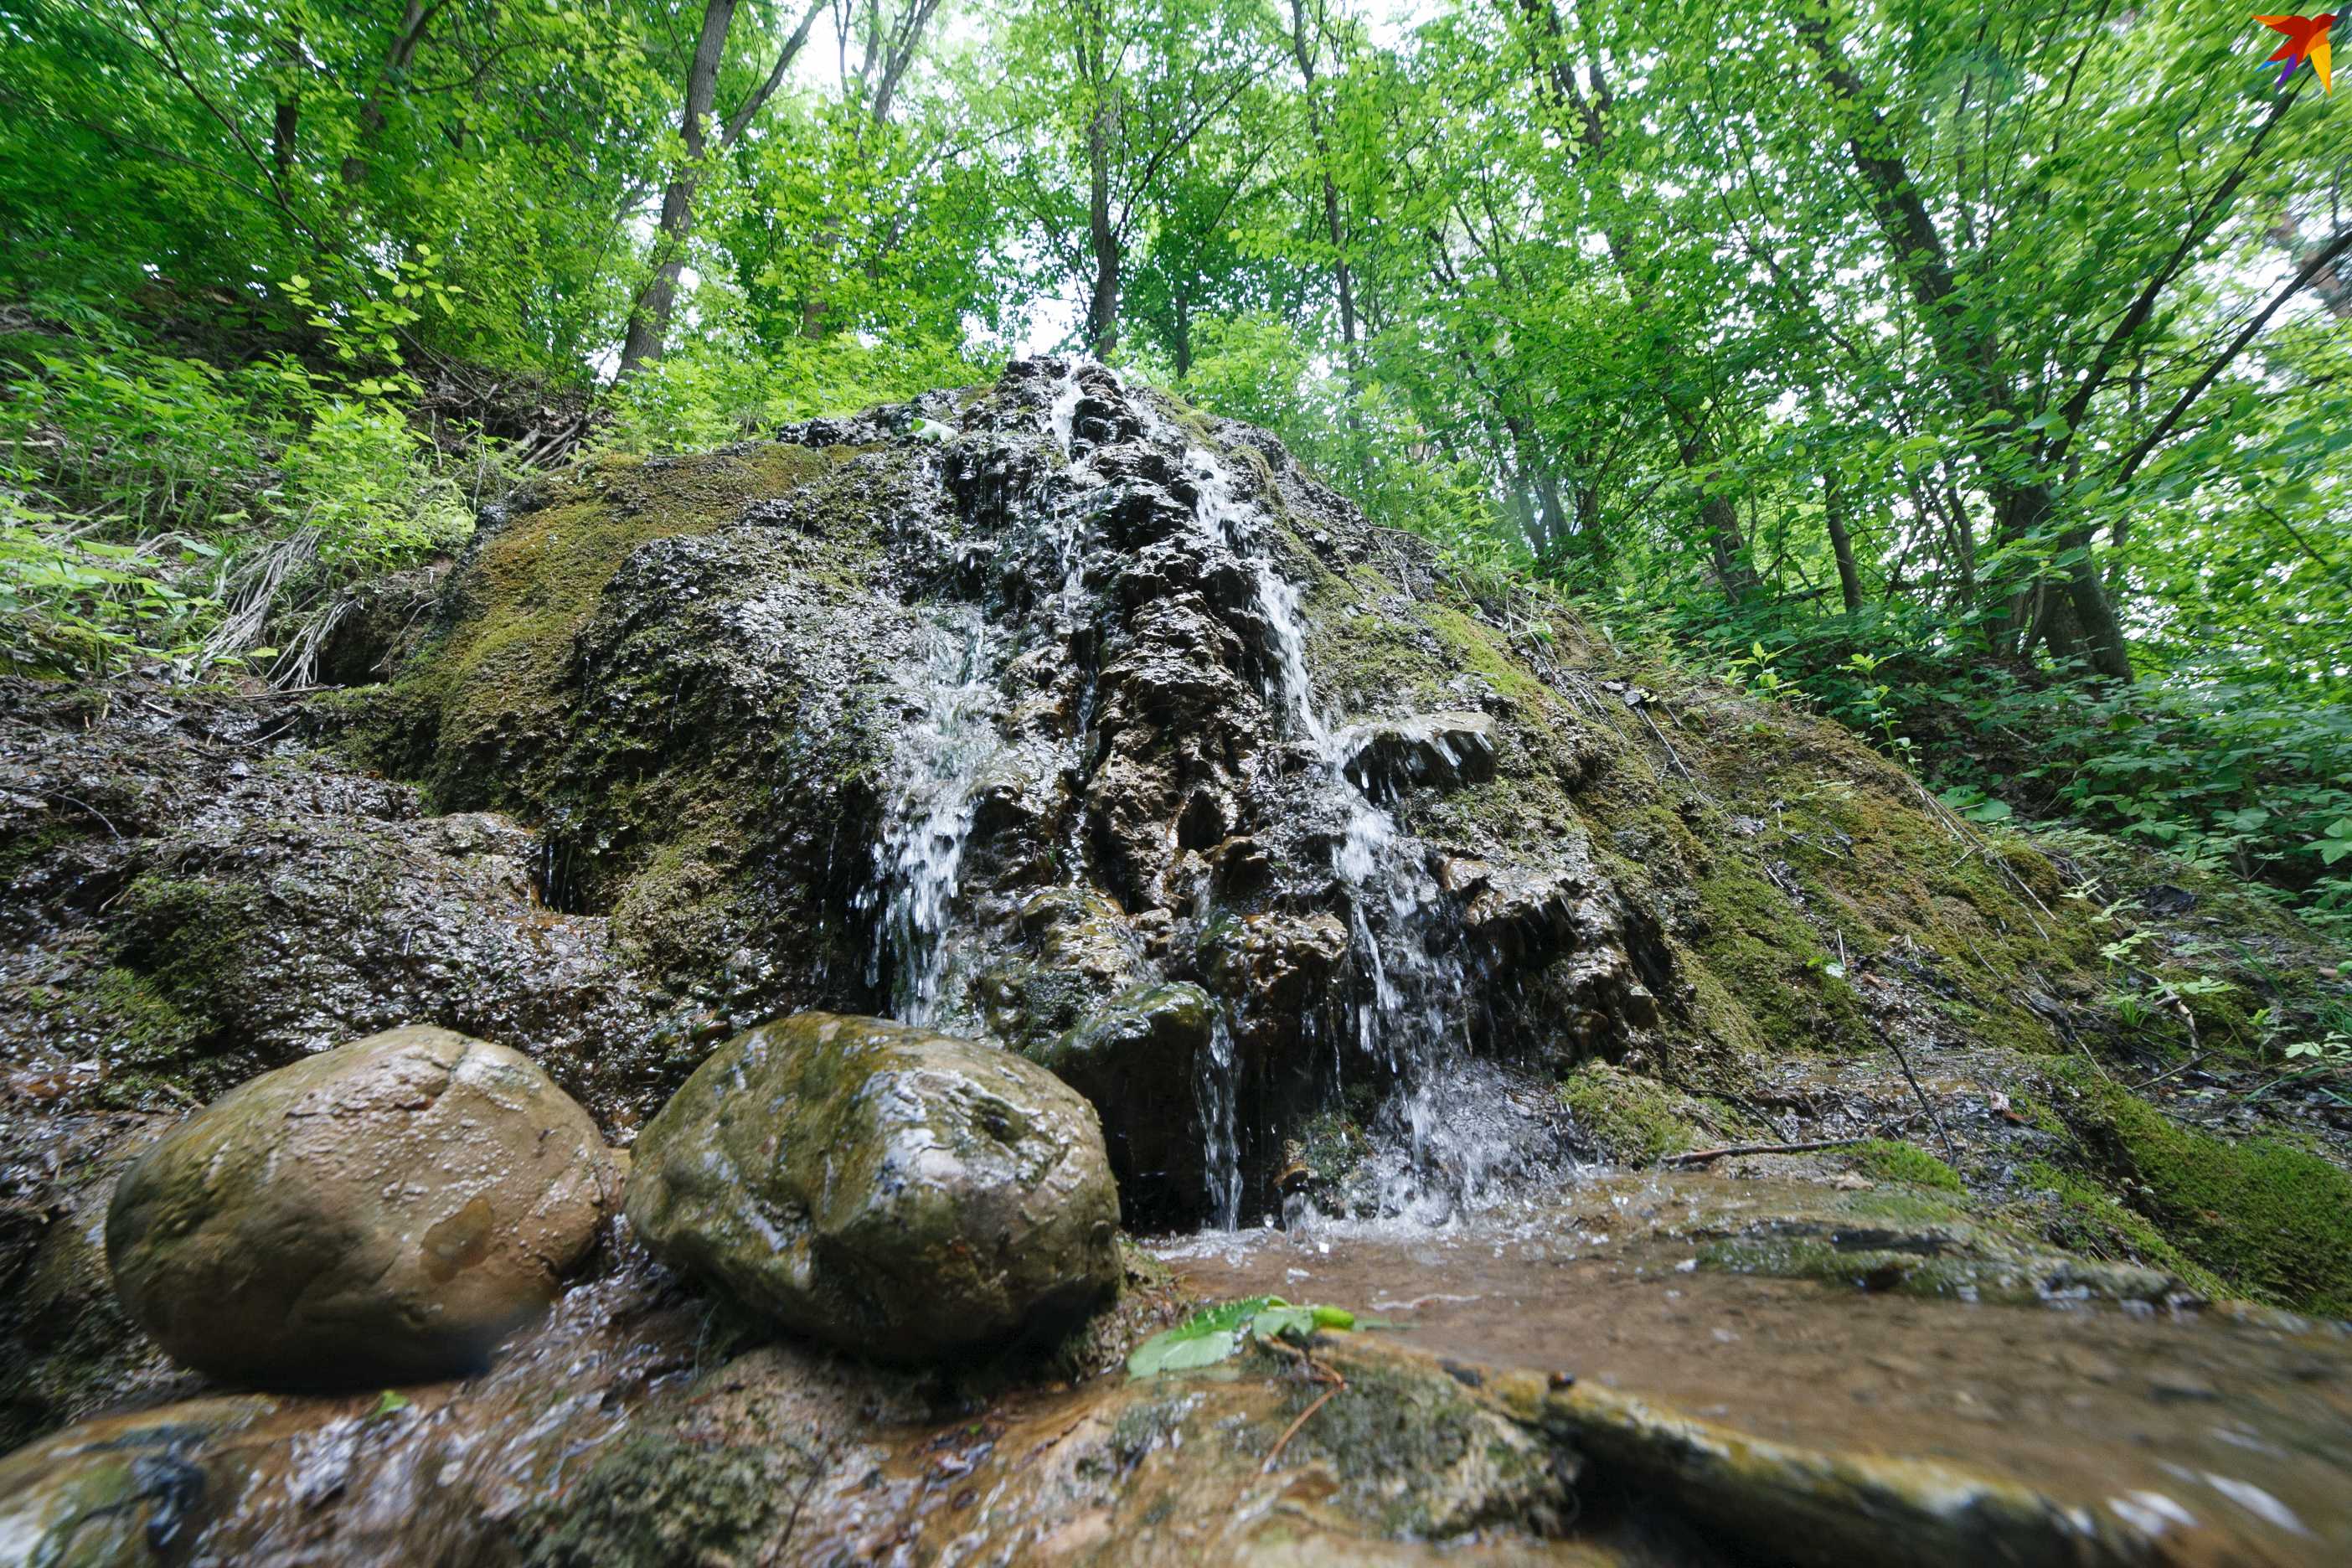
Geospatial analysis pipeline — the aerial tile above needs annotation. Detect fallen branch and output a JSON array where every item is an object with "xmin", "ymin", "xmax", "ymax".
[
  {"xmin": 1880, "ymin": 1024, "xmax": 1964, "ymax": 1163},
  {"xmin": 1662, "ymin": 1137, "xmax": 1871, "ymax": 1166},
  {"xmin": 1258, "ymin": 1337, "xmax": 1349, "ymax": 1474},
  {"xmin": 2134, "ymin": 1049, "xmax": 2212, "ymax": 1092}
]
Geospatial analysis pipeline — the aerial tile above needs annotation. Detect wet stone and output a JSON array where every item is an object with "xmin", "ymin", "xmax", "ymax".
[
  {"xmin": 1030, "ymin": 981, "xmax": 1215, "ymax": 1218},
  {"xmin": 0, "ymin": 1395, "xmax": 274, "ymax": 1568},
  {"xmin": 106, "ymin": 1026, "xmax": 618, "ymax": 1387},
  {"xmin": 624, "ymin": 1012, "xmax": 1122, "ymax": 1359},
  {"xmin": 1338, "ymin": 711, "xmax": 1499, "ymax": 797}
]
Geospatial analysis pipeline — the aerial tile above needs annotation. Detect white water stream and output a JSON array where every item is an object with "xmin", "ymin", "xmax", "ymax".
[
  {"xmin": 859, "ymin": 604, "xmax": 998, "ymax": 1027},
  {"xmin": 861, "ymin": 361, "xmax": 1502, "ymax": 1225},
  {"xmin": 1165, "ymin": 415, "xmax": 1477, "ymax": 1224}
]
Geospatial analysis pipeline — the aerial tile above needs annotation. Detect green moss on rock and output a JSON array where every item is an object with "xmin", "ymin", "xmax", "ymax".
[
  {"xmin": 2048, "ymin": 1065, "xmax": 2352, "ymax": 1314},
  {"xmin": 519, "ymin": 1433, "xmax": 800, "ymax": 1568},
  {"xmin": 2014, "ymin": 1160, "xmax": 2230, "ymax": 1302},
  {"xmin": 370, "ymin": 444, "xmax": 840, "ymax": 809},
  {"xmin": 1559, "ymin": 1060, "xmax": 1700, "ymax": 1162},
  {"xmin": 1849, "ymin": 1140, "xmax": 1964, "ymax": 1191}
]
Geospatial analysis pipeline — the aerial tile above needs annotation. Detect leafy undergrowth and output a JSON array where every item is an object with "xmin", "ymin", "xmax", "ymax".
[
  {"xmin": 1639, "ymin": 604, "xmax": 2352, "ymax": 940},
  {"xmin": 2, "ymin": 312, "xmax": 476, "ymax": 682}
]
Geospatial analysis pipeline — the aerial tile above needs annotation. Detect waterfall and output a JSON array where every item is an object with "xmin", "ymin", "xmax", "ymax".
[
  {"xmin": 855, "ymin": 360, "xmax": 1509, "ymax": 1227},
  {"xmin": 861, "ymin": 604, "xmax": 999, "ymax": 1027},
  {"xmin": 1171, "ymin": 426, "xmax": 1474, "ymax": 1223},
  {"xmin": 1197, "ymin": 1011, "xmax": 1243, "ymax": 1229}
]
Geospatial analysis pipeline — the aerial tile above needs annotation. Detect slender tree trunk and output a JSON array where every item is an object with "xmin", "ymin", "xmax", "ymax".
[
  {"xmin": 272, "ymin": 95, "xmax": 299, "ymax": 180},
  {"xmin": 800, "ymin": 0, "xmax": 941, "ymax": 339},
  {"xmin": 1823, "ymin": 471, "xmax": 1864, "ymax": 614},
  {"xmin": 618, "ymin": 0, "xmax": 737, "ymax": 378},
  {"xmin": 1701, "ymin": 493, "xmax": 1758, "ymax": 605},
  {"xmin": 1572, "ymin": 483, "xmax": 1607, "ymax": 575},
  {"xmin": 1516, "ymin": 0, "xmax": 1756, "ymax": 603},
  {"xmin": 342, "ymin": 0, "xmax": 445, "ymax": 191},
  {"xmin": 621, "ymin": 0, "xmax": 823, "ymax": 377},
  {"xmin": 1505, "ymin": 477, "xmax": 1538, "ymax": 543},
  {"xmin": 1287, "ymin": 0, "xmax": 1355, "ymax": 350},
  {"xmin": 1086, "ymin": 97, "xmax": 1119, "ymax": 357},
  {"xmin": 1798, "ymin": 13, "xmax": 2136, "ymax": 680},
  {"xmin": 1532, "ymin": 473, "xmax": 1569, "ymax": 559},
  {"xmin": 1942, "ymin": 477, "xmax": 1977, "ymax": 609}
]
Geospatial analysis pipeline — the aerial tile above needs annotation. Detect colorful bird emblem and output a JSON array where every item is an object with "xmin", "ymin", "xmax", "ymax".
[{"xmin": 2257, "ymin": 13, "xmax": 2335, "ymax": 91}]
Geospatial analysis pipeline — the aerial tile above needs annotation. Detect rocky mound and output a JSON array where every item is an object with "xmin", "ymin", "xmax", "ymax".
[{"xmin": 340, "ymin": 359, "xmax": 2112, "ymax": 1228}]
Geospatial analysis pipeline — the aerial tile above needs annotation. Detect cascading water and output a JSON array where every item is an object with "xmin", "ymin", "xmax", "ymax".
[
  {"xmin": 1196, "ymin": 1012, "xmax": 1244, "ymax": 1229},
  {"xmin": 862, "ymin": 605, "xmax": 1000, "ymax": 1026},
  {"xmin": 854, "ymin": 360, "xmax": 1524, "ymax": 1227},
  {"xmin": 1169, "ymin": 426, "xmax": 1480, "ymax": 1223}
]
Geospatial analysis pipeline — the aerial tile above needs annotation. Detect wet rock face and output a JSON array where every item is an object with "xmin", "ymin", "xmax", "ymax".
[
  {"xmin": 0, "ymin": 678, "xmax": 677, "ymax": 1123},
  {"xmin": 106, "ymin": 1026, "xmax": 617, "ymax": 1386},
  {"xmin": 0, "ymin": 1124, "xmax": 186, "ymax": 1452},
  {"xmin": 358, "ymin": 359, "xmax": 1679, "ymax": 1224},
  {"xmin": 624, "ymin": 1012, "xmax": 1122, "ymax": 1358},
  {"xmin": 1340, "ymin": 711, "xmax": 1499, "ymax": 797},
  {"xmin": 0, "ymin": 1394, "xmax": 272, "ymax": 1568}
]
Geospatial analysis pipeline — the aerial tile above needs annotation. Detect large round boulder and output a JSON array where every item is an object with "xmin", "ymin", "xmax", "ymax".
[
  {"xmin": 625, "ymin": 1012, "xmax": 1122, "ymax": 1358},
  {"xmin": 106, "ymin": 1025, "xmax": 618, "ymax": 1387}
]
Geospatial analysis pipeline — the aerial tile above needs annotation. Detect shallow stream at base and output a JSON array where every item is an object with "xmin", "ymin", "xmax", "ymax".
[{"xmin": 1155, "ymin": 1173, "xmax": 2352, "ymax": 1563}]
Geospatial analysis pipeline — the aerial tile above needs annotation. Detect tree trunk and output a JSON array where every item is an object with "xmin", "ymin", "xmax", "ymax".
[
  {"xmin": 272, "ymin": 95, "xmax": 299, "ymax": 180},
  {"xmin": 617, "ymin": 0, "xmax": 738, "ymax": 378},
  {"xmin": 1533, "ymin": 473, "xmax": 1569, "ymax": 559},
  {"xmin": 342, "ymin": 0, "xmax": 444, "ymax": 191},
  {"xmin": 620, "ymin": 0, "xmax": 822, "ymax": 377},
  {"xmin": 1085, "ymin": 96, "xmax": 1118, "ymax": 357},
  {"xmin": 1287, "ymin": 0, "xmax": 1355, "ymax": 350},
  {"xmin": 1516, "ymin": 0, "xmax": 1756, "ymax": 601},
  {"xmin": 2003, "ymin": 481, "xmax": 2131, "ymax": 678},
  {"xmin": 800, "ymin": 0, "xmax": 940, "ymax": 340},
  {"xmin": 1798, "ymin": 13, "xmax": 2135, "ymax": 680},
  {"xmin": 1702, "ymin": 493, "xmax": 1758, "ymax": 605},
  {"xmin": 1823, "ymin": 471, "xmax": 1864, "ymax": 614}
]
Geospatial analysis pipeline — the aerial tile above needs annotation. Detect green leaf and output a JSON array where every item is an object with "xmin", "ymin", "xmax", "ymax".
[
  {"xmin": 1126, "ymin": 1296, "xmax": 1360, "ymax": 1378},
  {"xmin": 1246, "ymin": 1304, "xmax": 1319, "ymax": 1341},
  {"xmin": 1127, "ymin": 1324, "xmax": 1240, "ymax": 1378}
]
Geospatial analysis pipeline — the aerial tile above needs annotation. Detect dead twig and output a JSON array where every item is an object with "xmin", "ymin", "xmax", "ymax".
[
  {"xmin": 1880, "ymin": 1026, "xmax": 1963, "ymax": 1163},
  {"xmin": 2133, "ymin": 1050, "xmax": 2212, "ymax": 1091},
  {"xmin": 1261, "ymin": 1383, "xmax": 1344, "ymax": 1473},
  {"xmin": 1257, "ymin": 1336, "xmax": 1349, "ymax": 1475},
  {"xmin": 1661, "ymin": 1137, "xmax": 1873, "ymax": 1166}
]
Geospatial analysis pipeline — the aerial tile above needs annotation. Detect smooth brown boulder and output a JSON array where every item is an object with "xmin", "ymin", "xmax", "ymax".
[
  {"xmin": 106, "ymin": 1025, "xmax": 617, "ymax": 1387},
  {"xmin": 625, "ymin": 1012, "xmax": 1122, "ymax": 1359}
]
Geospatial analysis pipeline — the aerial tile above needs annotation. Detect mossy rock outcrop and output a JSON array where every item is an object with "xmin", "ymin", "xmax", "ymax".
[{"xmin": 319, "ymin": 359, "xmax": 2133, "ymax": 1226}]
